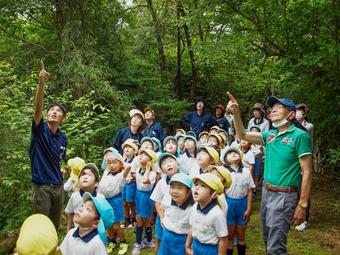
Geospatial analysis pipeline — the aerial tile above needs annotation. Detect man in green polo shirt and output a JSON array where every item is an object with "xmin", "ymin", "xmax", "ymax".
[{"xmin": 226, "ymin": 92, "xmax": 312, "ymax": 255}]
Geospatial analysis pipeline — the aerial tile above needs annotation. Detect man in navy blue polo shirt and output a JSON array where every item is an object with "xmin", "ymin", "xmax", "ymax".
[{"xmin": 29, "ymin": 62, "xmax": 68, "ymax": 229}]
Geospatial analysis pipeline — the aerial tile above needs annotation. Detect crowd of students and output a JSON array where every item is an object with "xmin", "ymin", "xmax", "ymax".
[{"xmin": 16, "ymin": 65, "xmax": 315, "ymax": 255}]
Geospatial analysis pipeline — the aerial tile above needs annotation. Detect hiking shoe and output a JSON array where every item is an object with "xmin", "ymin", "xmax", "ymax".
[
  {"xmin": 132, "ymin": 243, "xmax": 144, "ymax": 255},
  {"xmin": 142, "ymin": 239, "xmax": 155, "ymax": 248},
  {"xmin": 107, "ymin": 242, "xmax": 116, "ymax": 254},
  {"xmin": 118, "ymin": 242, "xmax": 129, "ymax": 255},
  {"xmin": 295, "ymin": 221, "xmax": 308, "ymax": 231}
]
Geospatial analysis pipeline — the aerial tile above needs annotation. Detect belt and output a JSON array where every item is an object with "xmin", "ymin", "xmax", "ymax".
[{"xmin": 264, "ymin": 181, "xmax": 298, "ymax": 193}]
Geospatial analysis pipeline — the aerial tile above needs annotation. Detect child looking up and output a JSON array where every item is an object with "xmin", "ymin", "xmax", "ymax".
[
  {"xmin": 186, "ymin": 173, "xmax": 228, "ymax": 255},
  {"xmin": 65, "ymin": 163, "xmax": 103, "ymax": 232},
  {"xmin": 98, "ymin": 149, "xmax": 132, "ymax": 255},
  {"xmin": 132, "ymin": 149, "xmax": 157, "ymax": 255},
  {"xmin": 158, "ymin": 173, "xmax": 194, "ymax": 255},
  {"xmin": 60, "ymin": 192, "xmax": 114, "ymax": 255},
  {"xmin": 178, "ymin": 135, "xmax": 199, "ymax": 175},
  {"xmin": 64, "ymin": 157, "xmax": 85, "ymax": 195},
  {"xmin": 151, "ymin": 153, "xmax": 180, "ymax": 254},
  {"xmin": 190, "ymin": 146, "xmax": 219, "ymax": 179},
  {"xmin": 223, "ymin": 147, "xmax": 255, "ymax": 255}
]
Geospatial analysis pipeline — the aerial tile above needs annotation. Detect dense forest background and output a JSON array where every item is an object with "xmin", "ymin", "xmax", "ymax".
[{"xmin": 0, "ymin": 0, "xmax": 339, "ymax": 240}]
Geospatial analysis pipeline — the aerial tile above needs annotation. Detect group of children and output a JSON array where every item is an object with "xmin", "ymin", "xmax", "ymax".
[{"xmin": 16, "ymin": 107, "xmax": 265, "ymax": 255}]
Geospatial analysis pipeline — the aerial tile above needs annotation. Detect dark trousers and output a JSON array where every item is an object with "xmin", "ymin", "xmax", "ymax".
[{"xmin": 32, "ymin": 183, "xmax": 64, "ymax": 230}]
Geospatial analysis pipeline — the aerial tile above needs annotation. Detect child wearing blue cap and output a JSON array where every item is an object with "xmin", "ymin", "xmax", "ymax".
[
  {"xmin": 178, "ymin": 135, "xmax": 199, "ymax": 175},
  {"xmin": 98, "ymin": 149, "xmax": 132, "ymax": 254},
  {"xmin": 158, "ymin": 173, "xmax": 194, "ymax": 255},
  {"xmin": 132, "ymin": 148, "xmax": 157, "ymax": 255},
  {"xmin": 60, "ymin": 192, "xmax": 114, "ymax": 255},
  {"xmin": 150, "ymin": 153, "xmax": 180, "ymax": 254}
]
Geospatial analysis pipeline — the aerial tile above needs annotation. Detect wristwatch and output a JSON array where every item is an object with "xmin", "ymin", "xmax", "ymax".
[{"xmin": 298, "ymin": 200, "xmax": 308, "ymax": 209}]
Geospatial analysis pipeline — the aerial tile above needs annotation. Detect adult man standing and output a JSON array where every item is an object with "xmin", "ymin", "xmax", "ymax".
[
  {"xmin": 226, "ymin": 92, "xmax": 312, "ymax": 255},
  {"xmin": 143, "ymin": 107, "xmax": 165, "ymax": 142},
  {"xmin": 29, "ymin": 62, "xmax": 67, "ymax": 229}
]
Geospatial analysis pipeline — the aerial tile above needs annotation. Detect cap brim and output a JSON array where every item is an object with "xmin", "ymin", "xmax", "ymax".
[{"xmin": 266, "ymin": 96, "xmax": 281, "ymax": 108}]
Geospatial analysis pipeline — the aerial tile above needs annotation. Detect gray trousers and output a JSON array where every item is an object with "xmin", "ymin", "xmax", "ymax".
[
  {"xmin": 32, "ymin": 183, "xmax": 64, "ymax": 230},
  {"xmin": 261, "ymin": 186, "xmax": 298, "ymax": 255}
]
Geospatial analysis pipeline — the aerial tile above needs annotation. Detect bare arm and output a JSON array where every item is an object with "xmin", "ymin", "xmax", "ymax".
[
  {"xmin": 34, "ymin": 61, "xmax": 49, "ymax": 125},
  {"xmin": 185, "ymin": 227, "xmax": 193, "ymax": 255},
  {"xmin": 243, "ymin": 189, "xmax": 253, "ymax": 222},
  {"xmin": 226, "ymin": 92, "xmax": 263, "ymax": 145},
  {"xmin": 293, "ymin": 155, "xmax": 313, "ymax": 225},
  {"xmin": 122, "ymin": 164, "xmax": 132, "ymax": 178},
  {"xmin": 218, "ymin": 236, "xmax": 228, "ymax": 255},
  {"xmin": 67, "ymin": 213, "xmax": 74, "ymax": 232},
  {"xmin": 142, "ymin": 162, "xmax": 152, "ymax": 184}
]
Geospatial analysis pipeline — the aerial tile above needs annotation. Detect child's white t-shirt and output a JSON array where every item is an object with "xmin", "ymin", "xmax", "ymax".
[
  {"xmin": 150, "ymin": 178, "xmax": 171, "ymax": 208},
  {"xmin": 162, "ymin": 201, "xmax": 193, "ymax": 234},
  {"xmin": 65, "ymin": 191, "xmax": 105, "ymax": 214},
  {"xmin": 135, "ymin": 168, "xmax": 156, "ymax": 191},
  {"xmin": 97, "ymin": 170, "xmax": 125, "ymax": 198},
  {"xmin": 226, "ymin": 167, "xmax": 255, "ymax": 199}
]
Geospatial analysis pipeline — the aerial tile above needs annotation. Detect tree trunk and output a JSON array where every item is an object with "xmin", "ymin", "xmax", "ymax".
[
  {"xmin": 146, "ymin": 0, "xmax": 166, "ymax": 75},
  {"xmin": 175, "ymin": 4, "xmax": 181, "ymax": 97}
]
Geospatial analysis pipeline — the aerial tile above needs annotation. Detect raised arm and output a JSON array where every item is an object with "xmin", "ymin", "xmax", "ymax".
[
  {"xmin": 226, "ymin": 92, "xmax": 263, "ymax": 145},
  {"xmin": 34, "ymin": 61, "xmax": 49, "ymax": 125}
]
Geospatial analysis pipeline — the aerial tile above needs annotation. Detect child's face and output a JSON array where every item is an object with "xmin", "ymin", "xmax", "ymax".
[
  {"xmin": 141, "ymin": 141, "xmax": 154, "ymax": 150},
  {"xmin": 123, "ymin": 145, "xmax": 135, "ymax": 159},
  {"xmin": 250, "ymin": 127, "xmax": 260, "ymax": 133},
  {"xmin": 178, "ymin": 138, "xmax": 185, "ymax": 149},
  {"xmin": 79, "ymin": 169, "xmax": 97, "ymax": 190},
  {"xmin": 226, "ymin": 151, "xmax": 241, "ymax": 165},
  {"xmin": 107, "ymin": 158, "xmax": 123, "ymax": 173},
  {"xmin": 184, "ymin": 139, "xmax": 195, "ymax": 150},
  {"xmin": 170, "ymin": 182, "xmax": 190, "ymax": 204},
  {"xmin": 193, "ymin": 180, "xmax": 214, "ymax": 203},
  {"xmin": 210, "ymin": 129, "xmax": 218, "ymax": 135},
  {"xmin": 210, "ymin": 169, "xmax": 226, "ymax": 185},
  {"xmin": 197, "ymin": 150, "xmax": 212, "ymax": 167},
  {"xmin": 74, "ymin": 200, "xmax": 99, "ymax": 228},
  {"xmin": 131, "ymin": 114, "xmax": 143, "ymax": 127},
  {"xmin": 240, "ymin": 139, "xmax": 251, "ymax": 149},
  {"xmin": 139, "ymin": 152, "xmax": 152, "ymax": 166},
  {"xmin": 164, "ymin": 140, "xmax": 178, "ymax": 155},
  {"xmin": 208, "ymin": 136, "xmax": 219, "ymax": 147},
  {"xmin": 199, "ymin": 134, "xmax": 208, "ymax": 144},
  {"xmin": 160, "ymin": 157, "xmax": 178, "ymax": 177}
]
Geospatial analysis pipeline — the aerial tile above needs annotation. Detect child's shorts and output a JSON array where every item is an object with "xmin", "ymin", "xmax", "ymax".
[
  {"xmin": 135, "ymin": 189, "xmax": 154, "ymax": 218},
  {"xmin": 155, "ymin": 215, "xmax": 163, "ymax": 240},
  {"xmin": 158, "ymin": 228, "xmax": 187, "ymax": 255},
  {"xmin": 253, "ymin": 156, "xmax": 261, "ymax": 177},
  {"xmin": 123, "ymin": 181, "xmax": 136, "ymax": 203},
  {"xmin": 106, "ymin": 193, "xmax": 124, "ymax": 223},
  {"xmin": 192, "ymin": 239, "xmax": 218, "ymax": 255},
  {"xmin": 226, "ymin": 196, "xmax": 248, "ymax": 225}
]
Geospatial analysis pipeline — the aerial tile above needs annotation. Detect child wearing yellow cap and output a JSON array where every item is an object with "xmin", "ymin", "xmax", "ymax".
[
  {"xmin": 65, "ymin": 163, "xmax": 104, "ymax": 232},
  {"xmin": 97, "ymin": 149, "xmax": 132, "ymax": 254},
  {"xmin": 189, "ymin": 146, "xmax": 219, "ymax": 179},
  {"xmin": 63, "ymin": 157, "xmax": 86, "ymax": 195},
  {"xmin": 222, "ymin": 147, "xmax": 255, "ymax": 255},
  {"xmin": 132, "ymin": 148, "xmax": 157, "ymax": 255},
  {"xmin": 186, "ymin": 173, "xmax": 228, "ymax": 255}
]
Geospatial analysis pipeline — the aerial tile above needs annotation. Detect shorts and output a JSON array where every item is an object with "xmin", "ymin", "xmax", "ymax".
[
  {"xmin": 192, "ymin": 239, "xmax": 218, "ymax": 255},
  {"xmin": 155, "ymin": 215, "xmax": 163, "ymax": 240},
  {"xmin": 227, "ymin": 196, "xmax": 248, "ymax": 225},
  {"xmin": 135, "ymin": 189, "xmax": 154, "ymax": 218},
  {"xmin": 106, "ymin": 193, "xmax": 124, "ymax": 223},
  {"xmin": 253, "ymin": 157, "xmax": 261, "ymax": 177},
  {"xmin": 123, "ymin": 181, "xmax": 136, "ymax": 203},
  {"xmin": 158, "ymin": 228, "xmax": 187, "ymax": 255}
]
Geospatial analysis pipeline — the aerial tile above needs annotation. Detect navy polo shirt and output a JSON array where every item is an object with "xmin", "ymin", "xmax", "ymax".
[
  {"xmin": 182, "ymin": 111, "xmax": 217, "ymax": 135},
  {"xmin": 216, "ymin": 117, "xmax": 230, "ymax": 133},
  {"xmin": 29, "ymin": 119, "xmax": 67, "ymax": 185},
  {"xmin": 143, "ymin": 122, "xmax": 165, "ymax": 142},
  {"xmin": 113, "ymin": 127, "xmax": 143, "ymax": 154}
]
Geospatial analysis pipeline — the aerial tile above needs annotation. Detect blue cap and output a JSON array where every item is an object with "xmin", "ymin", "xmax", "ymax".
[
  {"xmin": 170, "ymin": 173, "xmax": 193, "ymax": 189},
  {"xmin": 151, "ymin": 137, "xmax": 162, "ymax": 152},
  {"xmin": 163, "ymin": 136, "xmax": 178, "ymax": 147},
  {"xmin": 157, "ymin": 152, "xmax": 179, "ymax": 169},
  {"xmin": 267, "ymin": 96, "xmax": 296, "ymax": 111},
  {"xmin": 141, "ymin": 137, "xmax": 154, "ymax": 146},
  {"xmin": 83, "ymin": 192, "xmax": 114, "ymax": 246}
]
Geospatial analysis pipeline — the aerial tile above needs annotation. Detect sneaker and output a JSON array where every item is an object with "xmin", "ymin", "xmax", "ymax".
[
  {"xmin": 132, "ymin": 243, "xmax": 144, "ymax": 255},
  {"xmin": 142, "ymin": 239, "xmax": 155, "ymax": 248},
  {"xmin": 295, "ymin": 221, "xmax": 308, "ymax": 231},
  {"xmin": 107, "ymin": 242, "xmax": 116, "ymax": 254},
  {"xmin": 118, "ymin": 242, "xmax": 129, "ymax": 255}
]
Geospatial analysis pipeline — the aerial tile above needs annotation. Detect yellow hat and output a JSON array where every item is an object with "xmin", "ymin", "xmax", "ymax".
[
  {"xmin": 199, "ymin": 145, "xmax": 220, "ymax": 165},
  {"xmin": 210, "ymin": 125, "xmax": 220, "ymax": 132},
  {"xmin": 138, "ymin": 148, "xmax": 157, "ymax": 170},
  {"xmin": 208, "ymin": 134, "xmax": 223, "ymax": 147},
  {"xmin": 176, "ymin": 129, "xmax": 186, "ymax": 135},
  {"xmin": 67, "ymin": 157, "xmax": 86, "ymax": 181},
  {"xmin": 16, "ymin": 214, "xmax": 58, "ymax": 255},
  {"xmin": 208, "ymin": 165, "xmax": 232, "ymax": 190},
  {"xmin": 198, "ymin": 131, "xmax": 209, "ymax": 138},
  {"xmin": 193, "ymin": 173, "xmax": 224, "ymax": 195},
  {"xmin": 122, "ymin": 138, "xmax": 139, "ymax": 154}
]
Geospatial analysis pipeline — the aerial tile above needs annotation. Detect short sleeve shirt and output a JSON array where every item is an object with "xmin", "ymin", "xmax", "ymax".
[
  {"xmin": 98, "ymin": 171, "xmax": 125, "ymax": 198},
  {"xmin": 135, "ymin": 168, "xmax": 157, "ymax": 191},
  {"xmin": 150, "ymin": 178, "xmax": 171, "ymax": 209},
  {"xmin": 226, "ymin": 167, "xmax": 255, "ymax": 199},
  {"xmin": 261, "ymin": 124, "xmax": 312, "ymax": 187},
  {"xmin": 163, "ymin": 202, "xmax": 193, "ymax": 234},
  {"xmin": 29, "ymin": 119, "xmax": 67, "ymax": 185}
]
